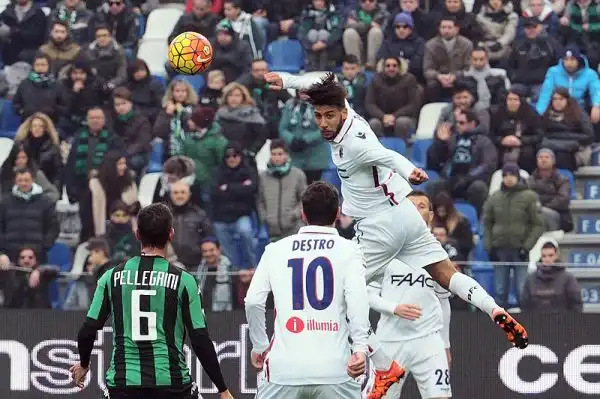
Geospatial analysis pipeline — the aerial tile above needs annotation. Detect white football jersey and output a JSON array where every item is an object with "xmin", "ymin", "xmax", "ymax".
[
  {"xmin": 281, "ymin": 74, "xmax": 416, "ymax": 218},
  {"xmin": 370, "ymin": 259, "xmax": 443, "ymax": 342},
  {"xmin": 245, "ymin": 225, "xmax": 370, "ymax": 386}
]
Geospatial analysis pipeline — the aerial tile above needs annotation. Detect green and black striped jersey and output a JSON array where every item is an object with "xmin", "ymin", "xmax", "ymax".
[{"xmin": 86, "ymin": 255, "xmax": 206, "ymax": 388}]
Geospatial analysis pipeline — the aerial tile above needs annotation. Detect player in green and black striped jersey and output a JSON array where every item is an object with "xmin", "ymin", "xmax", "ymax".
[{"xmin": 70, "ymin": 203, "xmax": 234, "ymax": 399}]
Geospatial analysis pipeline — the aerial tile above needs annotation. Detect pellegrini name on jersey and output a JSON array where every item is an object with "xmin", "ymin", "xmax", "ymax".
[{"xmin": 113, "ymin": 269, "xmax": 180, "ymax": 290}]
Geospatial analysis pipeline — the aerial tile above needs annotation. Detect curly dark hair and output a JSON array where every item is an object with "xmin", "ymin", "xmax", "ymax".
[
  {"xmin": 304, "ymin": 73, "xmax": 346, "ymax": 108},
  {"xmin": 97, "ymin": 151, "xmax": 133, "ymax": 206}
]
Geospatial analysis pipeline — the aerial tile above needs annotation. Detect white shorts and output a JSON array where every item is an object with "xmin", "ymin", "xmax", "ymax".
[
  {"xmin": 256, "ymin": 380, "xmax": 362, "ymax": 399},
  {"xmin": 353, "ymin": 198, "xmax": 448, "ymax": 283},
  {"xmin": 382, "ymin": 333, "xmax": 452, "ymax": 398}
]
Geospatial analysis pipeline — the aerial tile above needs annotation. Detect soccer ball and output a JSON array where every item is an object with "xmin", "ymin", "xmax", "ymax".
[{"xmin": 168, "ymin": 31, "xmax": 213, "ymax": 75}]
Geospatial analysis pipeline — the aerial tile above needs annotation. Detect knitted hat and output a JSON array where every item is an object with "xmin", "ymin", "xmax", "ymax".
[
  {"xmin": 394, "ymin": 12, "xmax": 414, "ymax": 28},
  {"xmin": 190, "ymin": 106, "xmax": 216, "ymax": 128},
  {"xmin": 537, "ymin": 148, "xmax": 556, "ymax": 162},
  {"xmin": 502, "ymin": 163, "xmax": 520, "ymax": 177}
]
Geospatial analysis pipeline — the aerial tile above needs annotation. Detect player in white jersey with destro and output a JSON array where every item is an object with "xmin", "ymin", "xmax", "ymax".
[
  {"xmin": 245, "ymin": 181, "xmax": 371, "ymax": 398},
  {"xmin": 364, "ymin": 190, "xmax": 455, "ymax": 399},
  {"xmin": 264, "ymin": 72, "xmax": 529, "ymax": 399}
]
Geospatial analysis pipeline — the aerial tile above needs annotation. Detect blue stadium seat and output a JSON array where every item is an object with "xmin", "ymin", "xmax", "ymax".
[
  {"xmin": 471, "ymin": 241, "xmax": 494, "ymax": 296},
  {"xmin": 47, "ymin": 243, "xmax": 72, "ymax": 310},
  {"xmin": 379, "ymin": 137, "xmax": 406, "ymax": 155},
  {"xmin": 557, "ymin": 168, "xmax": 577, "ymax": 199},
  {"xmin": 411, "ymin": 139, "xmax": 432, "ymax": 168},
  {"xmin": 1, "ymin": 100, "xmax": 20, "ymax": 132},
  {"xmin": 265, "ymin": 39, "xmax": 304, "ymax": 74},
  {"xmin": 175, "ymin": 74, "xmax": 205, "ymax": 93},
  {"xmin": 592, "ymin": 147, "xmax": 600, "ymax": 166},
  {"xmin": 454, "ymin": 201, "xmax": 479, "ymax": 234},
  {"xmin": 153, "ymin": 75, "xmax": 167, "ymax": 88},
  {"xmin": 147, "ymin": 140, "xmax": 164, "ymax": 173},
  {"xmin": 48, "ymin": 242, "xmax": 72, "ymax": 271}
]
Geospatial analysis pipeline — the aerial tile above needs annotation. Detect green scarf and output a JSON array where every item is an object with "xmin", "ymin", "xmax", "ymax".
[
  {"xmin": 169, "ymin": 105, "xmax": 193, "ymax": 155},
  {"xmin": 118, "ymin": 109, "xmax": 134, "ymax": 122},
  {"xmin": 358, "ymin": 9, "xmax": 373, "ymax": 24},
  {"xmin": 57, "ymin": 4, "xmax": 78, "ymax": 27},
  {"xmin": 28, "ymin": 71, "xmax": 53, "ymax": 87},
  {"xmin": 267, "ymin": 161, "xmax": 292, "ymax": 177},
  {"xmin": 74, "ymin": 129, "xmax": 110, "ymax": 177}
]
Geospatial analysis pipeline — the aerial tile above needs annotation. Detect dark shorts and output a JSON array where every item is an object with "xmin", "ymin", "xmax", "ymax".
[{"xmin": 103, "ymin": 383, "xmax": 200, "ymax": 399}]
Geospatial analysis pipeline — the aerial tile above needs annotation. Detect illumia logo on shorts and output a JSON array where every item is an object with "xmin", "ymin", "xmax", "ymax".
[{"xmin": 285, "ymin": 317, "xmax": 339, "ymax": 334}]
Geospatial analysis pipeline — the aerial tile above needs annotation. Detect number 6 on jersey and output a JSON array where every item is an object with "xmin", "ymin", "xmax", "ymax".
[{"xmin": 288, "ymin": 257, "xmax": 334, "ymax": 310}]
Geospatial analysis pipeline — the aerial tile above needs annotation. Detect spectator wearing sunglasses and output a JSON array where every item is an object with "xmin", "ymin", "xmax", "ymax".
[
  {"xmin": 89, "ymin": 0, "xmax": 139, "ymax": 54},
  {"xmin": 377, "ymin": 13, "xmax": 425, "ymax": 81},
  {"xmin": 0, "ymin": 246, "xmax": 59, "ymax": 309}
]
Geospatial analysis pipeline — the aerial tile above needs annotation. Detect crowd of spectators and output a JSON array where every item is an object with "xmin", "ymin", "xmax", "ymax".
[{"xmin": 0, "ymin": 0, "xmax": 593, "ymax": 312}]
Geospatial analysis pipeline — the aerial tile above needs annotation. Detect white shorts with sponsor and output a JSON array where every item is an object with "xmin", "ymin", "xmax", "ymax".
[
  {"xmin": 352, "ymin": 198, "xmax": 448, "ymax": 284},
  {"xmin": 382, "ymin": 332, "xmax": 452, "ymax": 398}
]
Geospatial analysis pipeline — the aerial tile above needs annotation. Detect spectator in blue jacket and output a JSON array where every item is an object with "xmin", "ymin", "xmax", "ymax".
[{"xmin": 536, "ymin": 47, "xmax": 600, "ymax": 125}]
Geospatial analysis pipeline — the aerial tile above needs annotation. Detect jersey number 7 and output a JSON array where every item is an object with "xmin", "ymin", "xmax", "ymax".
[{"xmin": 288, "ymin": 257, "xmax": 334, "ymax": 310}]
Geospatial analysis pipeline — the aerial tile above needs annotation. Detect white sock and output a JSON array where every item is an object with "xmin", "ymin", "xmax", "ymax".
[
  {"xmin": 367, "ymin": 329, "xmax": 393, "ymax": 371},
  {"xmin": 448, "ymin": 272, "xmax": 499, "ymax": 317}
]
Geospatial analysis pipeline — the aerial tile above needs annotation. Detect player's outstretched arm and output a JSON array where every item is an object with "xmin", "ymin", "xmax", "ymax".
[
  {"xmin": 244, "ymin": 247, "xmax": 273, "ymax": 357},
  {"xmin": 352, "ymin": 137, "xmax": 427, "ymax": 184},
  {"xmin": 265, "ymin": 71, "xmax": 329, "ymax": 91},
  {"xmin": 181, "ymin": 273, "xmax": 230, "ymax": 394}
]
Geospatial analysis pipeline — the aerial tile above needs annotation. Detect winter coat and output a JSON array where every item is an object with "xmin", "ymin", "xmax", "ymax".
[
  {"xmin": 61, "ymin": 72, "xmax": 104, "ymax": 135},
  {"xmin": 173, "ymin": 122, "xmax": 229, "ymax": 187},
  {"xmin": 508, "ymin": 34, "xmax": 563, "ymax": 86},
  {"xmin": 257, "ymin": 166, "xmax": 306, "ymax": 238},
  {"xmin": 89, "ymin": 8, "xmax": 139, "ymax": 49},
  {"xmin": 377, "ymin": 32, "xmax": 425, "ymax": 79},
  {"xmin": 346, "ymin": 2, "xmax": 390, "ymax": 34},
  {"xmin": 198, "ymin": 87, "xmax": 222, "ymax": 110},
  {"xmin": 39, "ymin": 40, "xmax": 82, "ymax": 76},
  {"xmin": 221, "ymin": 12, "xmax": 265, "ymax": 59},
  {"xmin": 535, "ymin": 55, "xmax": 600, "ymax": 114},
  {"xmin": 216, "ymin": 105, "xmax": 267, "ymax": 157},
  {"xmin": 104, "ymin": 221, "xmax": 139, "ymax": 263},
  {"xmin": 152, "ymin": 156, "xmax": 205, "ymax": 208},
  {"xmin": 0, "ymin": 186, "xmax": 59, "ymax": 262},
  {"xmin": 49, "ymin": 2, "xmax": 94, "ymax": 45},
  {"xmin": 433, "ymin": 6, "xmax": 484, "ymax": 43},
  {"xmin": 83, "ymin": 40, "xmax": 127, "ymax": 88},
  {"xmin": 298, "ymin": 4, "xmax": 344, "ymax": 50},
  {"xmin": 18, "ymin": 134, "xmax": 62, "ymax": 186},
  {"xmin": 435, "ymin": 103, "xmax": 491, "ymax": 134},
  {"xmin": 210, "ymin": 38, "xmax": 253, "ymax": 83},
  {"xmin": 490, "ymin": 101, "xmax": 543, "ymax": 172},
  {"xmin": 0, "ymin": 4, "xmax": 47, "ymax": 66},
  {"xmin": 170, "ymin": 202, "xmax": 213, "ymax": 267},
  {"xmin": 12, "ymin": 77, "xmax": 68, "ymax": 122},
  {"xmin": 517, "ymin": 5, "xmax": 559, "ymax": 38},
  {"xmin": 365, "ymin": 69, "xmax": 422, "ymax": 119},
  {"xmin": 482, "ymin": 180, "xmax": 544, "ymax": 251},
  {"xmin": 521, "ymin": 265, "xmax": 582, "ymax": 311},
  {"xmin": 336, "ymin": 72, "xmax": 368, "ymax": 115},
  {"xmin": 109, "ymin": 110, "xmax": 153, "ymax": 156},
  {"xmin": 0, "ymin": 165, "xmax": 59, "ymax": 204},
  {"xmin": 126, "ymin": 75, "xmax": 165, "ymax": 124},
  {"xmin": 423, "ymin": 35, "xmax": 473, "ymax": 82},
  {"xmin": 168, "ymin": 12, "xmax": 219, "ymax": 44},
  {"xmin": 211, "ymin": 158, "xmax": 258, "ymax": 223},
  {"xmin": 278, "ymin": 98, "xmax": 329, "ymax": 171},
  {"xmin": 528, "ymin": 169, "xmax": 571, "ymax": 212},
  {"xmin": 541, "ymin": 108, "xmax": 594, "ymax": 171},
  {"xmin": 0, "ymin": 267, "xmax": 58, "ymax": 308},
  {"xmin": 427, "ymin": 125, "xmax": 498, "ymax": 184},
  {"xmin": 385, "ymin": 7, "xmax": 436, "ymax": 40},
  {"xmin": 476, "ymin": 2, "xmax": 519, "ymax": 60},
  {"xmin": 460, "ymin": 69, "xmax": 509, "ymax": 109}
]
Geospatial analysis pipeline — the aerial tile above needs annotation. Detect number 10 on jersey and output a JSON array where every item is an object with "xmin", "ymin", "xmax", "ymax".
[{"xmin": 288, "ymin": 257, "xmax": 334, "ymax": 310}]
